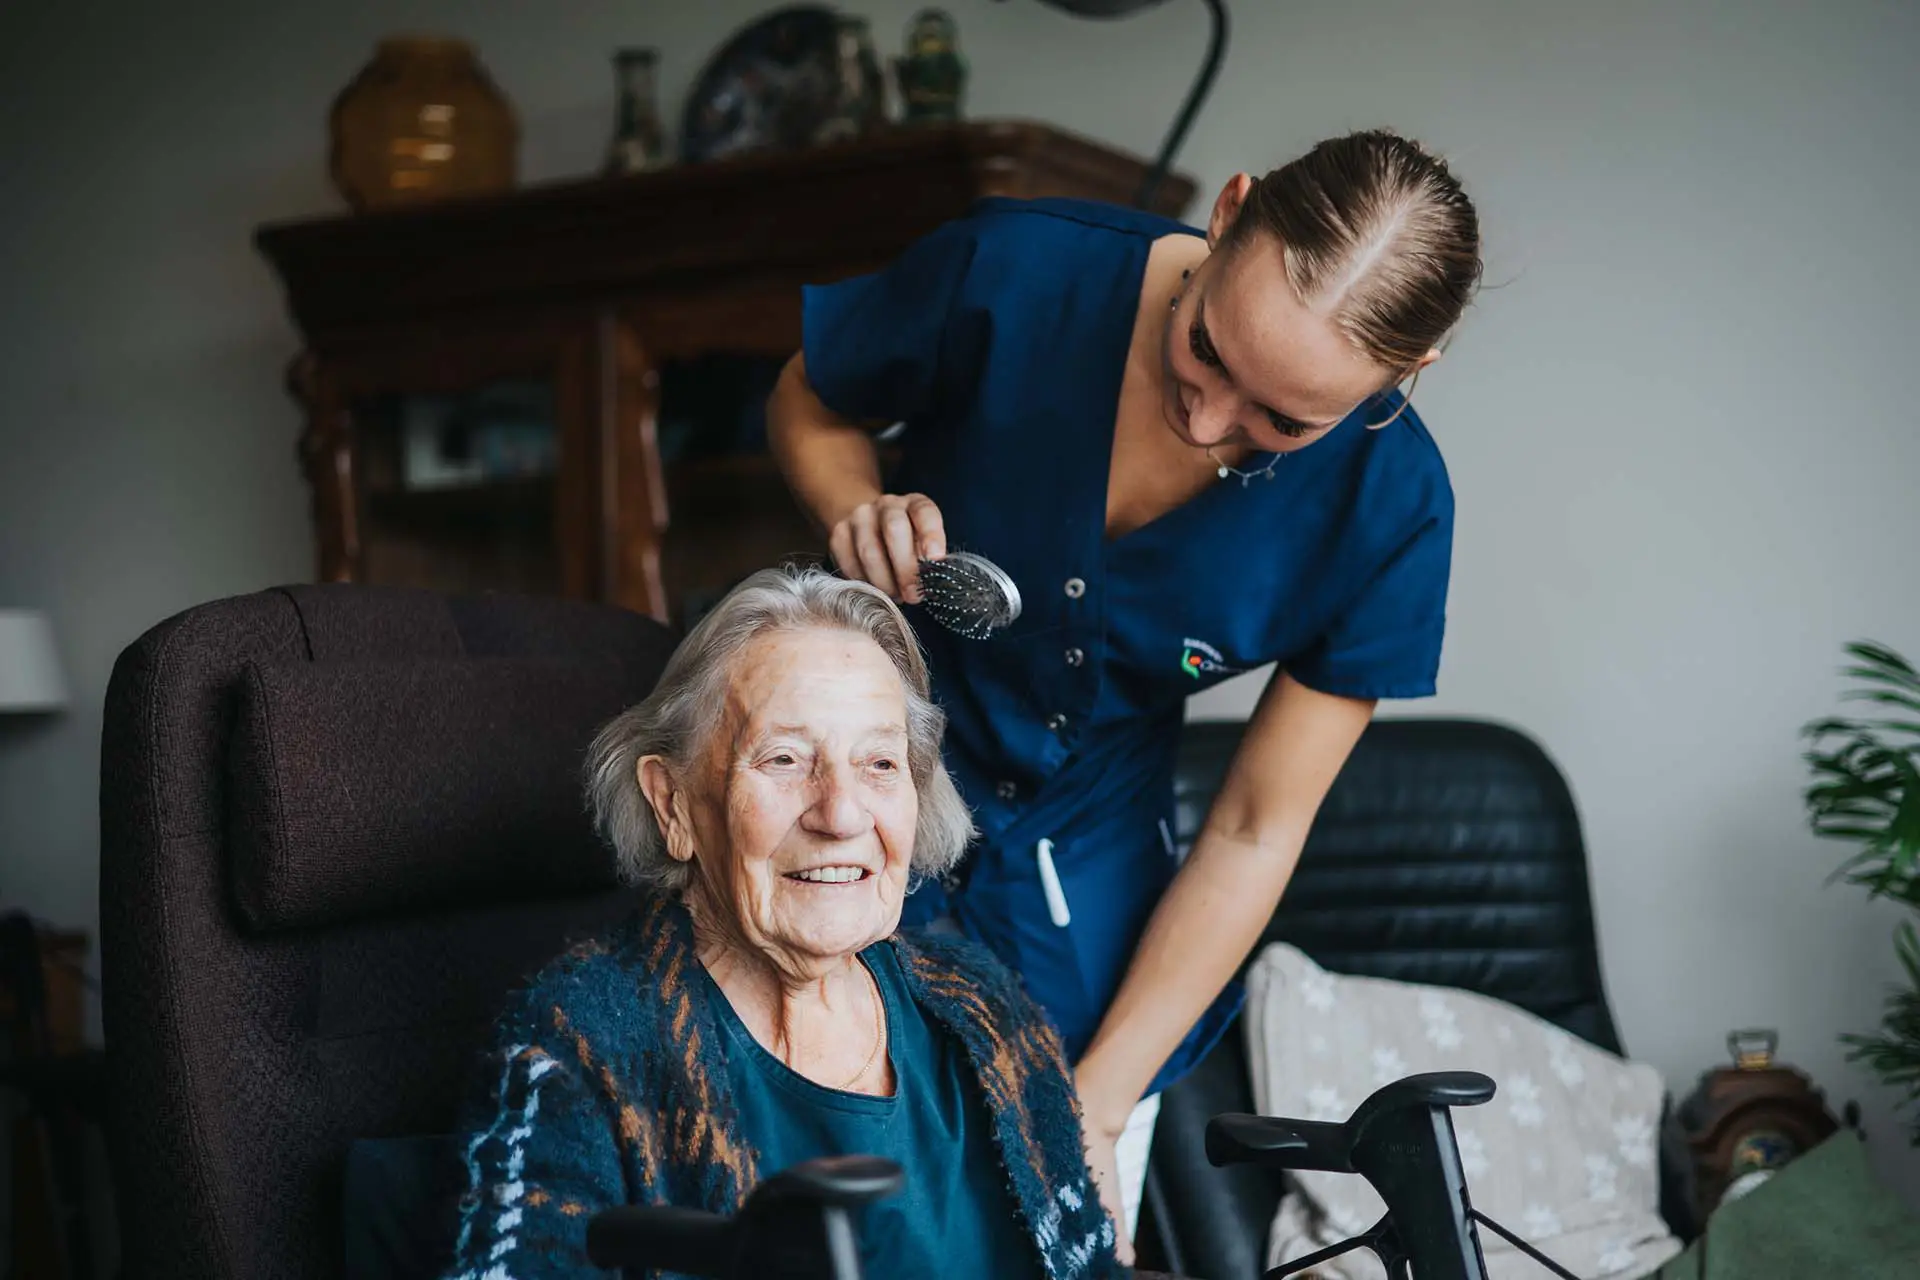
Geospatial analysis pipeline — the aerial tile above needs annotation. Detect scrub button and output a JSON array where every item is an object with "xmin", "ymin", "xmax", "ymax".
[
  {"xmin": 1064, "ymin": 647, "xmax": 1085, "ymax": 667},
  {"xmin": 1063, "ymin": 577, "xmax": 1086, "ymax": 599},
  {"xmin": 995, "ymin": 780, "xmax": 1018, "ymax": 801},
  {"xmin": 1045, "ymin": 713, "xmax": 1069, "ymax": 734}
]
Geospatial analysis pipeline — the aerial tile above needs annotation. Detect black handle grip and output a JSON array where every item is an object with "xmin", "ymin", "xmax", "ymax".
[
  {"xmin": 586, "ymin": 1204, "xmax": 735, "ymax": 1275},
  {"xmin": 752, "ymin": 1155, "xmax": 905, "ymax": 1210},
  {"xmin": 585, "ymin": 1156, "xmax": 906, "ymax": 1279},
  {"xmin": 1205, "ymin": 1113, "xmax": 1353, "ymax": 1173},
  {"xmin": 1347, "ymin": 1071, "xmax": 1495, "ymax": 1140},
  {"xmin": 733, "ymin": 1158, "xmax": 903, "ymax": 1280}
]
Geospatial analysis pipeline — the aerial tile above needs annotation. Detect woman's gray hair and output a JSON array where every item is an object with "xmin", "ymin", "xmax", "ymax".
[{"xmin": 586, "ymin": 563, "xmax": 976, "ymax": 893}]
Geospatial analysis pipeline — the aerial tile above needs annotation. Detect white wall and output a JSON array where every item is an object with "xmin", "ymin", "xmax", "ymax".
[{"xmin": 3, "ymin": 0, "xmax": 1917, "ymax": 1203}]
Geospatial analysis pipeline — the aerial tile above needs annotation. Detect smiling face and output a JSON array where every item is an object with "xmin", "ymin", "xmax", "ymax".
[
  {"xmin": 1158, "ymin": 180, "xmax": 1433, "ymax": 456},
  {"xmin": 639, "ymin": 627, "xmax": 918, "ymax": 978}
]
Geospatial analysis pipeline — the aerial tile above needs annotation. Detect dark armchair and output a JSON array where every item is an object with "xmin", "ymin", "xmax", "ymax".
[{"xmin": 98, "ymin": 584, "xmax": 676, "ymax": 1279}]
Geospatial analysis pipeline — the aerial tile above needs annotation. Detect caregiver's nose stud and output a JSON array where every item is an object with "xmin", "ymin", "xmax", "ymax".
[{"xmin": 916, "ymin": 552, "xmax": 1022, "ymax": 639}]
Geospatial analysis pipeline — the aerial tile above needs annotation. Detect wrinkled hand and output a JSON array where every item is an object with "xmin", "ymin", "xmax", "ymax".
[
  {"xmin": 1079, "ymin": 1113, "xmax": 1134, "ymax": 1266},
  {"xmin": 828, "ymin": 492, "xmax": 946, "ymax": 604}
]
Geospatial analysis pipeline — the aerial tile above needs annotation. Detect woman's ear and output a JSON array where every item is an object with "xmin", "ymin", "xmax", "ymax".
[
  {"xmin": 636, "ymin": 755, "xmax": 695, "ymax": 864},
  {"xmin": 1206, "ymin": 173, "xmax": 1254, "ymax": 247}
]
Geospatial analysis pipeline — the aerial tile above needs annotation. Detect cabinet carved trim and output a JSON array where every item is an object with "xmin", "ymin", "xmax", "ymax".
[{"xmin": 287, "ymin": 352, "xmax": 358, "ymax": 583}]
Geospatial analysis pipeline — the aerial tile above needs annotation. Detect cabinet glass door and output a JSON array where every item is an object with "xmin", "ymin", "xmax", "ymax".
[
  {"xmin": 350, "ymin": 377, "xmax": 563, "ymax": 596},
  {"xmin": 652, "ymin": 351, "xmax": 839, "ymax": 624}
]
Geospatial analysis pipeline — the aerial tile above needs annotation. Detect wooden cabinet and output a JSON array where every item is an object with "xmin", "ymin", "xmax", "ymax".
[{"xmin": 255, "ymin": 119, "xmax": 1194, "ymax": 624}]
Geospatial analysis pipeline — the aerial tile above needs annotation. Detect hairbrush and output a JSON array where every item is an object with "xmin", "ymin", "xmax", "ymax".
[{"xmin": 915, "ymin": 552, "xmax": 1022, "ymax": 639}]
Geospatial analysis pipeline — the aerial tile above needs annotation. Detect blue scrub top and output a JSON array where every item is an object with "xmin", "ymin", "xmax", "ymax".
[{"xmin": 801, "ymin": 197, "xmax": 1454, "ymax": 1095}]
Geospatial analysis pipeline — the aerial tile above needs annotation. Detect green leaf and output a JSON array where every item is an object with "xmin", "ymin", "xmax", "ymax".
[
  {"xmin": 1809, "ymin": 795, "xmax": 1897, "ymax": 814},
  {"xmin": 1845, "ymin": 639, "xmax": 1918, "ymax": 667},
  {"xmin": 1844, "ymin": 644, "xmax": 1920, "ymax": 684},
  {"xmin": 1804, "ymin": 759, "xmax": 1896, "ymax": 790},
  {"xmin": 1808, "ymin": 718, "xmax": 1920, "ymax": 743},
  {"xmin": 1842, "ymin": 689, "xmax": 1920, "ymax": 716},
  {"xmin": 1841, "ymin": 923, "xmax": 1920, "ymax": 1130},
  {"xmin": 1809, "ymin": 796, "xmax": 1895, "ymax": 813},
  {"xmin": 1898, "ymin": 922, "xmax": 1920, "ymax": 982},
  {"xmin": 1807, "ymin": 783, "xmax": 1894, "ymax": 804},
  {"xmin": 1843, "ymin": 640, "xmax": 1920, "ymax": 679},
  {"xmin": 1808, "ymin": 789, "xmax": 1896, "ymax": 816},
  {"xmin": 1817, "ymin": 826, "xmax": 1896, "ymax": 845},
  {"xmin": 1842, "ymin": 670, "xmax": 1920, "ymax": 700},
  {"xmin": 1808, "ymin": 645, "xmax": 1920, "ymax": 1120}
]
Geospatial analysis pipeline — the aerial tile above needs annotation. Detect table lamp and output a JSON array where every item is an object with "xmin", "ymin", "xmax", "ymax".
[
  {"xmin": 0, "ymin": 609, "xmax": 70, "ymax": 714},
  {"xmin": 1004, "ymin": 0, "xmax": 1230, "ymax": 210}
]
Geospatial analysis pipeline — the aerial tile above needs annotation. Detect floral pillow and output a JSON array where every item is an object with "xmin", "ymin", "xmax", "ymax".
[{"xmin": 1243, "ymin": 943, "xmax": 1684, "ymax": 1280}]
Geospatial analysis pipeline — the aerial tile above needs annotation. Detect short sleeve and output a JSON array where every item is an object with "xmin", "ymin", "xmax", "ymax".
[
  {"xmin": 801, "ymin": 216, "xmax": 982, "ymax": 424},
  {"xmin": 1286, "ymin": 488, "xmax": 1454, "ymax": 701}
]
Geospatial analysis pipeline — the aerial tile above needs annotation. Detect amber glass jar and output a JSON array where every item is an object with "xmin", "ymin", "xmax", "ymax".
[{"xmin": 329, "ymin": 36, "xmax": 517, "ymax": 211}]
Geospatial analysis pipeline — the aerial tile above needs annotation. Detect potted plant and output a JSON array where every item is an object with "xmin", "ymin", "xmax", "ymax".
[{"xmin": 1803, "ymin": 640, "xmax": 1920, "ymax": 1141}]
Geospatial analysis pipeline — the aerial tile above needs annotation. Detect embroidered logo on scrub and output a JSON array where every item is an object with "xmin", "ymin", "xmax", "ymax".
[{"xmin": 1180, "ymin": 638, "xmax": 1243, "ymax": 679}]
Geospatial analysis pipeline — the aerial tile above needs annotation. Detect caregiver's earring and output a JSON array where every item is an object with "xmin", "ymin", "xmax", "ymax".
[{"xmin": 1364, "ymin": 365, "xmax": 1423, "ymax": 431}]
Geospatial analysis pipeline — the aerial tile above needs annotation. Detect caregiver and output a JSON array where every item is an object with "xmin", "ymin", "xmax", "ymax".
[{"xmin": 767, "ymin": 128, "xmax": 1481, "ymax": 1256}]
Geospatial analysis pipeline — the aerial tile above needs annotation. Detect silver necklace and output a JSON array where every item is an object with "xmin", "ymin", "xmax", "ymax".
[
  {"xmin": 1170, "ymin": 271, "xmax": 1284, "ymax": 488},
  {"xmin": 1206, "ymin": 446, "xmax": 1281, "ymax": 487}
]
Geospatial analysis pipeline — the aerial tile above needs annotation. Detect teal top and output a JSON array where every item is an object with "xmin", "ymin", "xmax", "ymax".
[
  {"xmin": 698, "ymin": 942, "xmax": 1047, "ymax": 1280},
  {"xmin": 438, "ymin": 895, "xmax": 1122, "ymax": 1280}
]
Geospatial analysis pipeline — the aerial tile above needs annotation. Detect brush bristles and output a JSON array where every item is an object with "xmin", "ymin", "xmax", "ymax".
[{"xmin": 918, "ymin": 556, "xmax": 1018, "ymax": 639}]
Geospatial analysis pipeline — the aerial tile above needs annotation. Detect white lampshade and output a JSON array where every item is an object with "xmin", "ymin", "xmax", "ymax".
[{"xmin": 0, "ymin": 609, "xmax": 69, "ymax": 712}]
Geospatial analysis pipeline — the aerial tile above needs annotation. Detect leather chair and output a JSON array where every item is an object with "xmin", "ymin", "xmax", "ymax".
[
  {"xmin": 1137, "ymin": 718, "xmax": 1698, "ymax": 1280},
  {"xmin": 98, "ymin": 584, "xmax": 676, "ymax": 1280}
]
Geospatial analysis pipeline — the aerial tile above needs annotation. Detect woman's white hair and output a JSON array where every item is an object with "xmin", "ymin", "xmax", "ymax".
[{"xmin": 586, "ymin": 563, "xmax": 976, "ymax": 894}]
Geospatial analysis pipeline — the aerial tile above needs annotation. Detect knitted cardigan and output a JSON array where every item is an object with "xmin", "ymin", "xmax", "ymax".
[{"xmin": 442, "ymin": 893, "xmax": 1124, "ymax": 1280}]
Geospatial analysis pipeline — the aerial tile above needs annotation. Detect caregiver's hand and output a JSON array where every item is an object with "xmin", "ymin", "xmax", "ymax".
[
  {"xmin": 1078, "ymin": 1111, "xmax": 1134, "ymax": 1265},
  {"xmin": 828, "ymin": 492, "xmax": 947, "ymax": 605}
]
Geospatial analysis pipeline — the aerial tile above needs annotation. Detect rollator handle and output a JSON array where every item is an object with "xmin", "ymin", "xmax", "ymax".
[
  {"xmin": 751, "ymin": 1155, "xmax": 907, "ymax": 1210},
  {"xmin": 1205, "ymin": 1113, "xmax": 1348, "ymax": 1172},
  {"xmin": 1206, "ymin": 1071, "xmax": 1500, "ymax": 1280},
  {"xmin": 586, "ymin": 1205, "xmax": 735, "ymax": 1276},
  {"xmin": 1349, "ymin": 1071, "xmax": 1496, "ymax": 1131},
  {"xmin": 587, "ymin": 1154, "xmax": 905, "ymax": 1280}
]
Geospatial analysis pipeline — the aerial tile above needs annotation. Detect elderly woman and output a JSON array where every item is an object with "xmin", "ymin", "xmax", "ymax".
[{"xmin": 441, "ymin": 565, "xmax": 1125, "ymax": 1280}]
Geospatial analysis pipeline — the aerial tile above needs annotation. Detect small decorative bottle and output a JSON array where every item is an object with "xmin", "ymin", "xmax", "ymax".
[
  {"xmin": 893, "ymin": 8, "xmax": 966, "ymax": 125},
  {"xmin": 604, "ymin": 48, "xmax": 667, "ymax": 175},
  {"xmin": 814, "ymin": 15, "xmax": 883, "ymax": 145}
]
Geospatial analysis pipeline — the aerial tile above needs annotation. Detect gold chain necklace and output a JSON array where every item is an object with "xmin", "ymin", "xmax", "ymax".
[{"xmin": 840, "ymin": 961, "xmax": 887, "ymax": 1091}]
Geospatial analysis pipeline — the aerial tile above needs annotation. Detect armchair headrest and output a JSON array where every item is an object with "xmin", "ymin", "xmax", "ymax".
[{"xmin": 227, "ymin": 651, "xmax": 657, "ymax": 933}]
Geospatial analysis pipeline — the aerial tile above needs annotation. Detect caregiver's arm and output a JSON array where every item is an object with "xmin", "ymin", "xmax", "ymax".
[
  {"xmin": 767, "ymin": 352, "xmax": 946, "ymax": 602},
  {"xmin": 1075, "ymin": 670, "xmax": 1374, "ymax": 1139}
]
